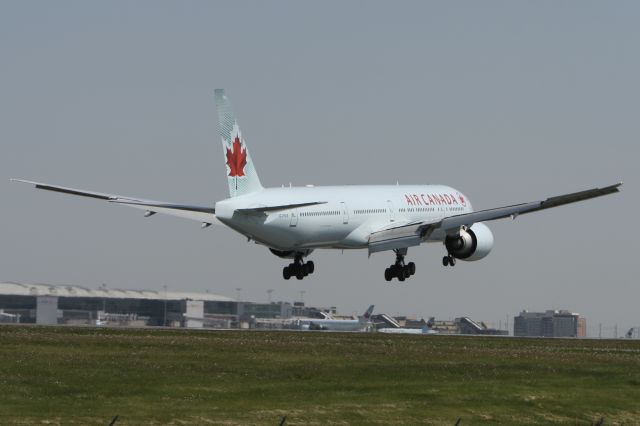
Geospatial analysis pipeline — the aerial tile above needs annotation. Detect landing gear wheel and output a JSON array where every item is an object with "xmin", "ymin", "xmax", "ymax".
[
  {"xmin": 384, "ymin": 268, "xmax": 392, "ymax": 282},
  {"xmin": 283, "ymin": 266, "xmax": 291, "ymax": 280},
  {"xmin": 386, "ymin": 249, "xmax": 416, "ymax": 281},
  {"xmin": 449, "ymin": 256, "xmax": 456, "ymax": 267},
  {"xmin": 281, "ymin": 255, "xmax": 316, "ymax": 280},
  {"xmin": 442, "ymin": 256, "xmax": 450, "ymax": 267},
  {"xmin": 389, "ymin": 265, "xmax": 397, "ymax": 277}
]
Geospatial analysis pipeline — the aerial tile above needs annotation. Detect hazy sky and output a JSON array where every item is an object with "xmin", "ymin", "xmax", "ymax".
[{"xmin": 2, "ymin": 1, "xmax": 638, "ymax": 336}]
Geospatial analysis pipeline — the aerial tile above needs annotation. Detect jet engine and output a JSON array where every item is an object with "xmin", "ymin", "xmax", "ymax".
[
  {"xmin": 444, "ymin": 222, "xmax": 494, "ymax": 261},
  {"xmin": 269, "ymin": 248, "xmax": 314, "ymax": 259}
]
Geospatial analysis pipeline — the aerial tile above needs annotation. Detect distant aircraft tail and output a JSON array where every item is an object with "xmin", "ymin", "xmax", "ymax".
[
  {"xmin": 426, "ymin": 316, "xmax": 435, "ymax": 329},
  {"xmin": 359, "ymin": 305, "xmax": 375, "ymax": 322},
  {"xmin": 215, "ymin": 89, "xmax": 263, "ymax": 198},
  {"xmin": 423, "ymin": 317, "xmax": 437, "ymax": 334}
]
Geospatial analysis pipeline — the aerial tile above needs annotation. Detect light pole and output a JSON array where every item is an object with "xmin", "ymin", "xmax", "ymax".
[
  {"xmin": 235, "ymin": 287, "xmax": 242, "ymax": 301},
  {"xmin": 299, "ymin": 290, "xmax": 305, "ymax": 304},
  {"xmin": 163, "ymin": 285, "xmax": 168, "ymax": 327},
  {"xmin": 100, "ymin": 283, "xmax": 107, "ymax": 314},
  {"xmin": 267, "ymin": 289, "xmax": 274, "ymax": 303}
]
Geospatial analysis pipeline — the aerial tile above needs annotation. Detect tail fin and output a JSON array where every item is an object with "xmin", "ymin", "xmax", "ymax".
[
  {"xmin": 215, "ymin": 89, "xmax": 263, "ymax": 197},
  {"xmin": 359, "ymin": 305, "xmax": 375, "ymax": 322}
]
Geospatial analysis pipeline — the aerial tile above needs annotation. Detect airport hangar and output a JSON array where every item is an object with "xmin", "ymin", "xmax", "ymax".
[{"xmin": 0, "ymin": 282, "xmax": 296, "ymax": 328}]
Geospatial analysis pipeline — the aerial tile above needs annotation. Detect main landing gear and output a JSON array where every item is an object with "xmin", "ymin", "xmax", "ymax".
[
  {"xmin": 282, "ymin": 255, "xmax": 315, "ymax": 280},
  {"xmin": 384, "ymin": 249, "xmax": 416, "ymax": 282},
  {"xmin": 442, "ymin": 254, "xmax": 456, "ymax": 267}
]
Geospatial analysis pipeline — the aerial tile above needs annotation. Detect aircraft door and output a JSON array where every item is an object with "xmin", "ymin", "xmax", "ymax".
[
  {"xmin": 387, "ymin": 200, "xmax": 395, "ymax": 222},
  {"xmin": 289, "ymin": 210, "xmax": 298, "ymax": 227},
  {"xmin": 340, "ymin": 202, "xmax": 349, "ymax": 224}
]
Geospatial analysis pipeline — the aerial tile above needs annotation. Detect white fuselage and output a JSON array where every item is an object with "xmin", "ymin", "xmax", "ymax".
[
  {"xmin": 307, "ymin": 318, "xmax": 370, "ymax": 331},
  {"xmin": 378, "ymin": 328, "xmax": 438, "ymax": 335},
  {"xmin": 215, "ymin": 185, "xmax": 473, "ymax": 251}
]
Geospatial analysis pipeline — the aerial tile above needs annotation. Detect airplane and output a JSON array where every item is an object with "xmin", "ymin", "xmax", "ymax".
[
  {"xmin": 377, "ymin": 317, "xmax": 438, "ymax": 335},
  {"xmin": 378, "ymin": 326, "xmax": 438, "ymax": 335},
  {"xmin": 307, "ymin": 305, "xmax": 374, "ymax": 331},
  {"xmin": 12, "ymin": 89, "xmax": 622, "ymax": 282}
]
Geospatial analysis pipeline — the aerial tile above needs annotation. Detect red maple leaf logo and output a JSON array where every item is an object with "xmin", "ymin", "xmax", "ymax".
[
  {"xmin": 458, "ymin": 193, "xmax": 466, "ymax": 205},
  {"xmin": 226, "ymin": 136, "xmax": 247, "ymax": 177}
]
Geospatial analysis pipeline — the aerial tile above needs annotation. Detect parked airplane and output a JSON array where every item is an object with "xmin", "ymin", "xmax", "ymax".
[
  {"xmin": 377, "ymin": 317, "xmax": 438, "ymax": 335},
  {"xmin": 13, "ymin": 90, "xmax": 622, "ymax": 281},
  {"xmin": 307, "ymin": 305, "xmax": 374, "ymax": 331},
  {"xmin": 378, "ymin": 326, "xmax": 438, "ymax": 335}
]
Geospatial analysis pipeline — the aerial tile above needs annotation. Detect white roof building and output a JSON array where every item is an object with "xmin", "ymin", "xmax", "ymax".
[{"xmin": 0, "ymin": 281, "xmax": 234, "ymax": 302}]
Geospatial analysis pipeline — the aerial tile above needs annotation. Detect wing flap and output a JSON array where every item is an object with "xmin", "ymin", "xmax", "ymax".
[{"xmin": 368, "ymin": 219, "xmax": 438, "ymax": 254}]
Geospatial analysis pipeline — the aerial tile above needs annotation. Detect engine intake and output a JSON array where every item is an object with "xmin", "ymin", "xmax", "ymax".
[{"xmin": 445, "ymin": 222, "xmax": 494, "ymax": 261}]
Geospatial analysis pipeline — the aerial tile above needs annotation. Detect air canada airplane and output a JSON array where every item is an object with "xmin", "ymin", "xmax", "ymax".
[{"xmin": 13, "ymin": 90, "xmax": 622, "ymax": 282}]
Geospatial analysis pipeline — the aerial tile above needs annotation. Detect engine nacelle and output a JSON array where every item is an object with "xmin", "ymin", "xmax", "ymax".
[
  {"xmin": 269, "ymin": 248, "xmax": 314, "ymax": 259},
  {"xmin": 444, "ymin": 222, "xmax": 494, "ymax": 262}
]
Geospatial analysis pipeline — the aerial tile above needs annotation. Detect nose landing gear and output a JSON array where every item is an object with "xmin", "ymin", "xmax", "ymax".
[
  {"xmin": 282, "ymin": 255, "xmax": 315, "ymax": 280},
  {"xmin": 384, "ymin": 249, "xmax": 416, "ymax": 282}
]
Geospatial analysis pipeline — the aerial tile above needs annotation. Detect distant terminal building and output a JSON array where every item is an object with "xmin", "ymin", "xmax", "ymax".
[
  {"xmin": 514, "ymin": 310, "xmax": 586, "ymax": 338},
  {"xmin": 0, "ymin": 282, "xmax": 292, "ymax": 328},
  {"xmin": 291, "ymin": 301, "xmax": 337, "ymax": 318}
]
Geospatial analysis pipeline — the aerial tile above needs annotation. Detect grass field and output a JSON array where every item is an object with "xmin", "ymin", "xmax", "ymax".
[{"xmin": 0, "ymin": 326, "xmax": 639, "ymax": 425}]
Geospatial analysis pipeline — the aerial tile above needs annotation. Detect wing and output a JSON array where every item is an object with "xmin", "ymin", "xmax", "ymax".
[
  {"xmin": 11, "ymin": 179, "xmax": 219, "ymax": 226},
  {"xmin": 368, "ymin": 183, "xmax": 622, "ymax": 254}
]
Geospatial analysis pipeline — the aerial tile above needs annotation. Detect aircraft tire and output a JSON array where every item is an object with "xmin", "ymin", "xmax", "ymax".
[
  {"xmin": 442, "ymin": 256, "xmax": 449, "ymax": 267},
  {"xmin": 408, "ymin": 262, "xmax": 416, "ymax": 275},
  {"xmin": 296, "ymin": 269, "xmax": 305, "ymax": 280},
  {"xmin": 307, "ymin": 261, "xmax": 315, "ymax": 274},
  {"xmin": 384, "ymin": 268, "xmax": 392, "ymax": 281},
  {"xmin": 449, "ymin": 257, "xmax": 456, "ymax": 267},
  {"xmin": 403, "ymin": 266, "xmax": 411, "ymax": 278},
  {"xmin": 398, "ymin": 273, "xmax": 405, "ymax": 282},
  {"xmin": 283, "ymin": 267, "xmax": 291, "ymax": 280},
  {"xmin": 391, "ymin": 264, "xmax": 400, "ymax": 277}
]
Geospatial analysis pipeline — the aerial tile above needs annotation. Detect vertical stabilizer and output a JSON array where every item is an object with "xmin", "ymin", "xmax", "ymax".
[
  {"xmin": 359, "ymin": 305, "xmax": 375, "ymax": 322},
  {"xmin": 215, "ymin": 89, "xmax": 263, "ymax": 197}
]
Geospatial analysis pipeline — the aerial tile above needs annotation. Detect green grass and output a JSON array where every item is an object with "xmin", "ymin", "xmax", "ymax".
[{"xmin": 0, "ymin": 326, "xmax": 638, "ymax": 425}]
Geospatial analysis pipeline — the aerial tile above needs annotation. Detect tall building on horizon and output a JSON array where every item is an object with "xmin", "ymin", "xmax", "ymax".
[{"xmin": 514, "ymin": 310, "xmax": 586, "ymax": 338}]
